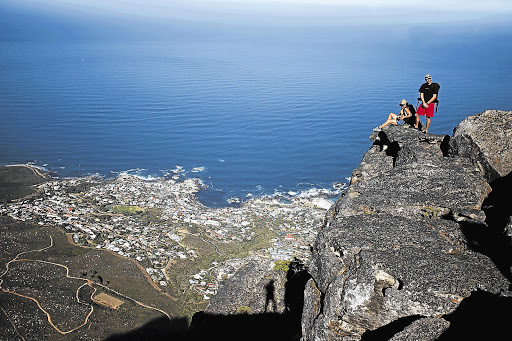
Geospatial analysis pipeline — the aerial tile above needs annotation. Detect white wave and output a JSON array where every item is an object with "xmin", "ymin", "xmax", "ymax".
[
  {"xmin": 118, "ymin": 169, "xmax": 158, "ymax": 181},
  {"xmin": 163, "ymin": 165, "xmax": 184, "ymax": 175},
  {"xmin": 227, "ymin": 197, "xmax": 241, "ymax": 204},
  {"xmin": 191, "ymin": 166, "xmax": 207, "ymax": 173}
]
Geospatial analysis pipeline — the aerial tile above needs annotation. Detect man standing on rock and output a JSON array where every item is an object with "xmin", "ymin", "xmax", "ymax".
[{"xmin": 415, "ymin": 74, "xmax": 440, "ymax": 133}]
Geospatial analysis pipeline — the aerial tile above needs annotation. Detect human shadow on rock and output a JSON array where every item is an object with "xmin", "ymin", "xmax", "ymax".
[
  {"xmin": 375, "ymin": 131, "xmax": 401, "ymax": 166},
  {"xmin": 189, "ymin": 259, "xmax": 311, "ymax": 341},
  {"xmin": 264, "ymin": 279, "xmax": 277, "ymax": 312}
]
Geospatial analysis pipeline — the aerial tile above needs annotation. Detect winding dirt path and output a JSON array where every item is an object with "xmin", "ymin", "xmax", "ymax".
[{"xmin": 0, "ymin": 236, "xmax": 172, "ymax": 338}]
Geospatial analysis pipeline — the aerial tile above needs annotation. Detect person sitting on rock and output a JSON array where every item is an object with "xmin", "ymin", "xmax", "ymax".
[{"xmin": 373, "ymin": 99, "xmax": 415, "ymax": 132}]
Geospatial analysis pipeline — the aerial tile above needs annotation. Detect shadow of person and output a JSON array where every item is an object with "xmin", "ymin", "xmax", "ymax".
[
  {"xmin": 284, "ymin": 259, "xmax": 310, "ymax": 315},
  {"xmin": 264, "ymin": 279, "xmax": 277, "ymax": 312}
]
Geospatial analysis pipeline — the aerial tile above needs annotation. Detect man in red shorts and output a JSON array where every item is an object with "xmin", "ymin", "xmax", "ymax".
[{"xmin": 415, "ymin": 74, "xmax": 440, "ymax": 133}]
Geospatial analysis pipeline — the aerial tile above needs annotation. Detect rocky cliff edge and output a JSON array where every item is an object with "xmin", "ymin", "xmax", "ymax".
[{"xmin": 302, "ymin": 110, "xmax": 512, "ymax": 340}]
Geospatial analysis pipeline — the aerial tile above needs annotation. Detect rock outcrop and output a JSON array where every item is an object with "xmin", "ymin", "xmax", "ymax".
[
  {"xmin": 448, "ymin": 110, "xmax": 512, "ymax": 182},
  {"xmin": 302, "ymin": 111, "xmax": 512, "ymax": 340},
  {"xmin": 206, "ymin": 258, "xmax": 288, "ymax": 315},
  {"xmin": 195, "ymin": 258, "xmax": 310, "ymax": 340}
]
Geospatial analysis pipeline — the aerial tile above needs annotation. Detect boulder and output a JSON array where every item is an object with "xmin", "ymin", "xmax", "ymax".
[
  {"xmin": 449, "ymin": 110, "xmax": 512, "ymax": 182},
  {"xmin": 304, "ymin": 214, "xmax": 507, "ymax": 340},
  {"xmin": 206, "ymin": 258, "xmax": 287, "ymax": 315}
]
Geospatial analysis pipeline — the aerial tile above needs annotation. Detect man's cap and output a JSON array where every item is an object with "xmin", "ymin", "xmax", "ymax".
[
  {"xmin": 399, "ymin": 99, "xmax": 407, "ymax": 106},
  {"xmin": 425, "ymin": 74, "xmax": 432, "ymax": 79}
]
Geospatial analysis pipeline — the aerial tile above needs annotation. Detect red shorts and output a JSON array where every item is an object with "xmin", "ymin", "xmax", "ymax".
[{"xmin": 417, "ymin": 103, "xmax": 435, "ymax": 118}]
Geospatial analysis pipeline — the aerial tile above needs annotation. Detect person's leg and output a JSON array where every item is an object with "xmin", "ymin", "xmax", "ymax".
[
  {"xmin": 415, "ymin": 109, "xmax": 422, "ymax": 128},
  {"xmin": 379, "ymin": 114, "xmax": 397, "ymax": 128},
  {"xmin": 424, "ymin": 104, "xmax": 435, "ymax": 133}
]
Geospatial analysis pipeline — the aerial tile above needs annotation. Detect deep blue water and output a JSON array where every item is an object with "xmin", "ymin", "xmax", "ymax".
[{"xmin": 1, "ymin": 26, "xmax": 511, "ymax": 207}]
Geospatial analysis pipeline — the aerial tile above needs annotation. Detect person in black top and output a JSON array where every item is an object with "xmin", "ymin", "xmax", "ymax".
[{"xmin": 415, "ymin": 74, "xmax": 440, "ymax": 133}]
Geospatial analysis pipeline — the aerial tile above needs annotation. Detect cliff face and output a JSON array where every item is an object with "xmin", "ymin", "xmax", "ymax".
[{"xmin": 302, "ymin": 110, "xmax": 512, "ymax": 340}]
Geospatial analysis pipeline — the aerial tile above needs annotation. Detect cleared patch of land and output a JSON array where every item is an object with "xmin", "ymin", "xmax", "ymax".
[{"xmin": 92, "ymin": 292, "xmax": 124, "ymax": 309}]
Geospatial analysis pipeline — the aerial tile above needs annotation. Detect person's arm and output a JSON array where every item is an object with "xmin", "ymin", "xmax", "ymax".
[
  {"xmin": 420, "ymin": 93, "xmax": 428, "ymax": 108},
  {"xmin": 426, "ymin": 93, "xmax": 437, "ymax": 105},
  {"xmin": 403, "ymin": 106, "xmax": 412, "ymax": 118}
]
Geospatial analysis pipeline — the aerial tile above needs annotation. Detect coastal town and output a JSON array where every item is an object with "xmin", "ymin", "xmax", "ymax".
[{"xmin": 0, "ymin": 168, "xmax": 339, "ymax": 303}]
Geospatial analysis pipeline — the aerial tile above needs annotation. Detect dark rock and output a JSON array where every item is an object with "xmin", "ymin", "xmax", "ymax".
[
  {"xmin": 305, "ymin": 214, "xmax": 506, "ymax": 340},
  {"xmin": 206, "ymin": 258, "xmax": 287, "ymax": 315},
  {"xmin": 302, "ymin": 112, "xmax": 512, "ymax": 340},
  {"xmin": 330, "ymin": 124, "xmax": 490, "ymax": 225},
  {"xmin": 333, "ymin": 158, "xmax": 489, "ymax": 222},
  {"xmin": 301, "ymin": 278, "xmax": 322, "ymax": 338},
  {"xmin": 437, "ymin": 289, "xmax": 512, "ymax": 340},
  {"xmin": 448, "ymin": 110, "xmax": 512, "ymax": 182}
]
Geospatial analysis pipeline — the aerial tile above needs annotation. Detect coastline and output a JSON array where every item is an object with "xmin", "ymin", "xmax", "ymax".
[
  {"xmin": 1, "ymin": 162, "xmax": 346, "ymax": 209},
  {"xmin": 0, "ymin": 164, "xmax": 334, "ymax": 319}
]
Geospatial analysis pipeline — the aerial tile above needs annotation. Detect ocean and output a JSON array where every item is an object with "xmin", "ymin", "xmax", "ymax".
[{"xmin": 1, "ymin": 24, "xmax": 511, "ymax": 207}]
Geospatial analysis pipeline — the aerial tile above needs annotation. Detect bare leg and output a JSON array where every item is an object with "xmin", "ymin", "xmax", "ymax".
[
  {"xmin": 425, "ymin": 117, "xmax": 431, "ymax": 133},
  {"xmin": 415, "ymin": 115, "xmax": 419, "ymax": 129},
  {"xmin": 379, "ymin": 113, "xmax": 398, "ymax": 128}
]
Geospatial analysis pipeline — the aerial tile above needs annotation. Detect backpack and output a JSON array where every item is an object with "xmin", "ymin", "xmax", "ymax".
[
  {"xmin": 403, "ymin": 104, "xmax": 416, "ymax": 125},
  {"xmin": 407, "ymin": 103, "xmax": 416, "ymax": 116}
]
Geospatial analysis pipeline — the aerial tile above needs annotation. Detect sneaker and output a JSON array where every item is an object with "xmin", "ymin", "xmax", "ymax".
[{"xmin": 373, "ymin": 127, "xmax": 381, "ymax": 132}]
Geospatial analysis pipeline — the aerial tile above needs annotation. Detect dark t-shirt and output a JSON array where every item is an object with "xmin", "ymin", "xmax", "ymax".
[{"xmin": 419, "ymin": 82, "xmax": 440, "ymax": 102}]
